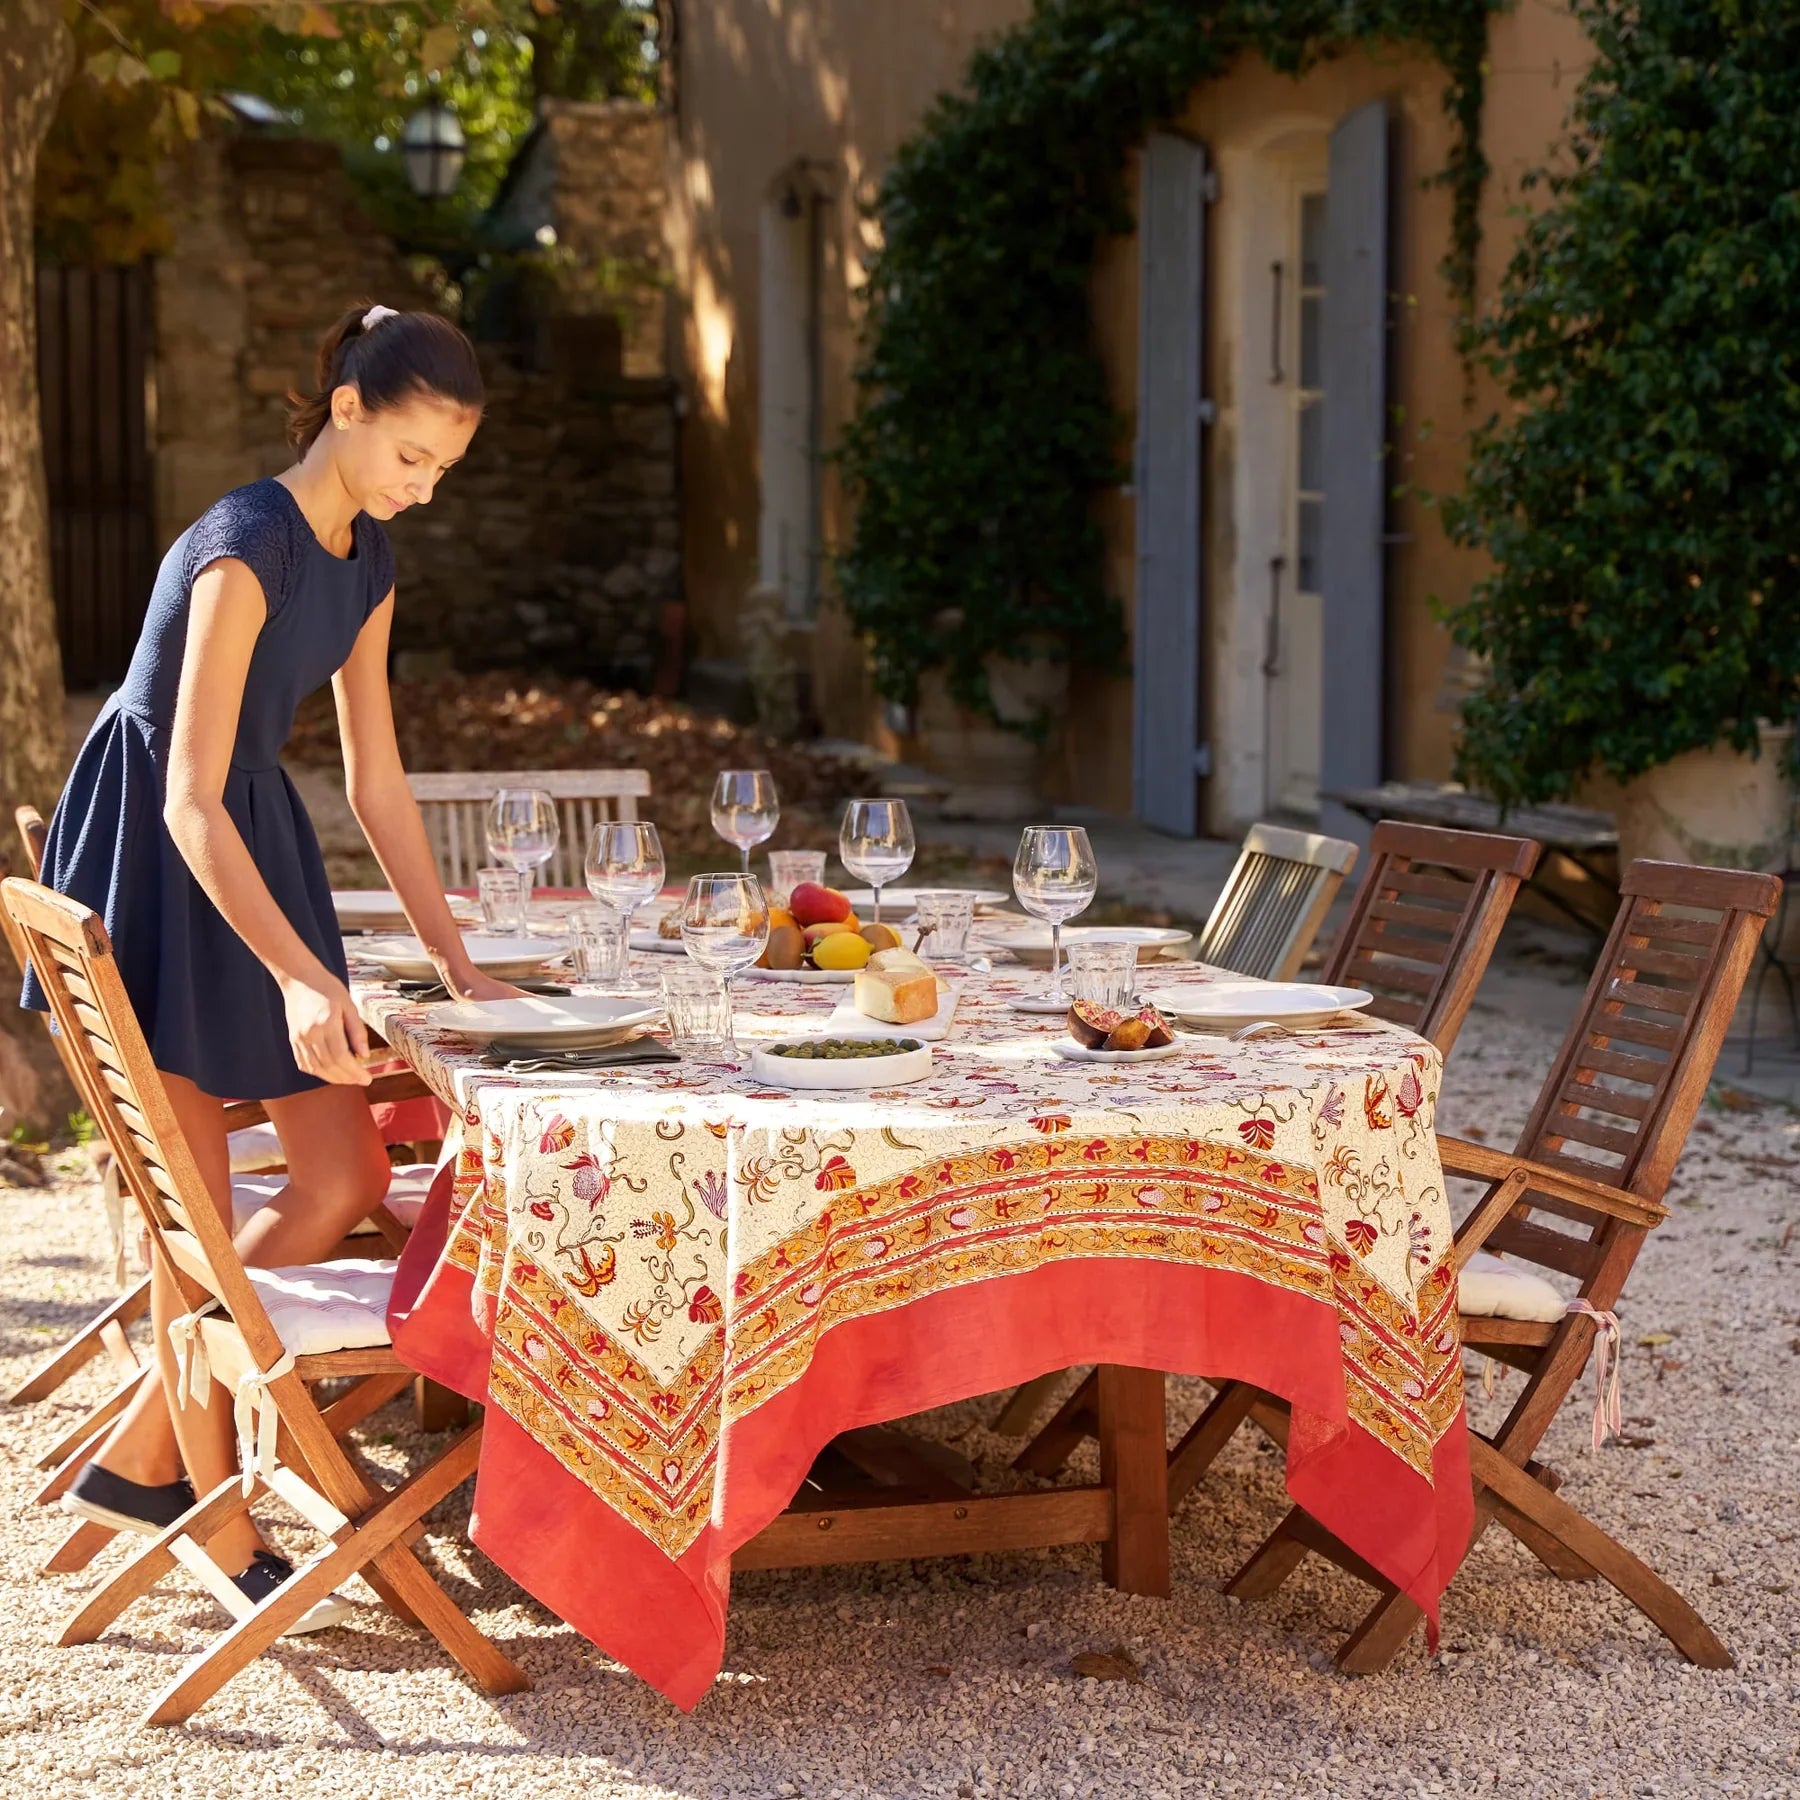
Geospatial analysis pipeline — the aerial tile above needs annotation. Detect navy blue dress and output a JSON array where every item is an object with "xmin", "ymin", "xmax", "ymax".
[{"xmin": 24, "ymin": 478, "xmax": 395, "ymax": 1100}]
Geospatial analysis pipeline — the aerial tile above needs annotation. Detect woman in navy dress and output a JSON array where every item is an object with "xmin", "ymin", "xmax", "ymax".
[{"xmin": 29, "ymin": 304, "xmax": 513, "ymax": 1621}]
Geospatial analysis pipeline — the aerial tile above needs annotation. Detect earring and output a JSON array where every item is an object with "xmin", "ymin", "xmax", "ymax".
[{"xmin": 336, "ymin": 419, "xmax": 348, "ymax": 432}]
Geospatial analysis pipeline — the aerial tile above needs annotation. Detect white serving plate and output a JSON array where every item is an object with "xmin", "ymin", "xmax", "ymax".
[
  {"xmin": 359, "ymin": 933, "xmax": 560, "ymax": 982},
  {"xmin": 841, "ymin": 887, "xmax": 1010, "ymax": 916},
  {"xmin": 1052, "ymin": 1039, "xmax": 1186, "ymax": 1066},
  {"xmin": 740, "ymin": 963, "xmax": 856, "ymax": 985},
  {"xmin": 989, "ymin": 925, "xmax": 1193, "ymax": 969},
  {"xmin": 748, "ymin": 1041, "xmax": 933, "ymax": 1089},
  {"xmin": 1141, "ymin": 981, "xmax": 1373, "ymax": 1033},
  {"xmin": 1007, "ymin": 993, "xmax": 1078, "ymax": 1017},
  {"xmin": 334, "ymin": 889, "xmax": 478, "ymax": 932},
  {"xmin": 423, "ymin": 995, "xmax": 661, "ymax": 1051},
  {"xmin": 819, "ymin": 982, "xmax": 958, "ymax": 1042}
]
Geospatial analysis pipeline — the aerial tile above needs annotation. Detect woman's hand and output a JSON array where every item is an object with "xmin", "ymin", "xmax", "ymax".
[
  {"xmin": 444, "ymin": 968, "xmax": 529, "ymax": 1003},
  {"xmin": 281, "ymin": 974, "xmax": 373, "ymax": 1085}
]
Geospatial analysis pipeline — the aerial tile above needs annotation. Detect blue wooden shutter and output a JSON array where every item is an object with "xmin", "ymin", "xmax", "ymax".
[
  {"xmin": 1133, "ymin": 132, "xmax": 1208, "ymax": 837},
  {"xmin": 1318, "ymin": 100, "xmax": 1390, "ymax": 845}
]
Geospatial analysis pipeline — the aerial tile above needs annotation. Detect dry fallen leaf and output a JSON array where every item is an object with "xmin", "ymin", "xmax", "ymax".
[
  {"xmin": 1637, "ymin": 1332, "xmax": 1676, "ymax": 1347},
  {"xmin": 1070, "ymin": 1646, "xmax": 1142, "ymax": 1683}
]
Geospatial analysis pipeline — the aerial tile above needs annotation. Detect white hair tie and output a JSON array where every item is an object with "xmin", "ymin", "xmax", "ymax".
[{"xmin": 361, "ymin": 304, "xmax": 399, "ymax": 331}]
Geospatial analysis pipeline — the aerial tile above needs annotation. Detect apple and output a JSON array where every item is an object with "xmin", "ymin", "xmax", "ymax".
[{"xmin": 789, "ymin": 881, "xmax": 853, "ymax": 927}]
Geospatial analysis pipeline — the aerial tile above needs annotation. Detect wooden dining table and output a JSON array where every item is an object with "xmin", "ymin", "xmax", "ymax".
[{"xmin": 355, "ymin": 939, "xmax": 1473, "ymax": 1709}]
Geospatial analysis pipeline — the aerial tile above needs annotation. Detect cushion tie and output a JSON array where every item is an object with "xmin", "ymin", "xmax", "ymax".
[
  {"xmin": 1566, "ymin": 1298, "xmax": 1622, "ymax": 1451},
  {"xmin": 167, "ymin": 1303, "xmax": 219, "ymax": 1409},
  {"xmin": 232, "ymin": 1351, "xmax": 297, "ymax": 1496}
]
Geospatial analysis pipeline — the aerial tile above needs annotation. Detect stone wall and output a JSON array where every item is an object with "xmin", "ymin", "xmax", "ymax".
[
  {"xmin": 487, "ymin": 98, "xmax": 671, "ymax": 379},
  {"xmin": 152, "ymin": 128, "xmax": 679, "ymax": 682}
]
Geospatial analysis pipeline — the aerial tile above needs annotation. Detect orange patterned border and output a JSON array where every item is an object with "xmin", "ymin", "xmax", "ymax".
[{"xmin": 435, "ymin": 1132, "xmax": 1464, "ymax": 1556}]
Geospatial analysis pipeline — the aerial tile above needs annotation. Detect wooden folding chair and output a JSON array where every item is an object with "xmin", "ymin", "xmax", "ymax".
[
  {"xmin": 1222, "ymin": 859, "xmax": 1777, "ymax": 1671},
  {"xmin": 1318, "ymin": 821, "xmax": 1544, "ymax": 1057},
  {"xmin": 1193, "ymin": 822, "xmax": 1359, "ymax": 981},
  {"xmin": 7, "ymin": 877, "xmax": 528, "ymax": 1723},
  {"xmin": 1002, "ymin": 822, "xmax": 1544, "ymax": 1455},
  {"xmin": 408, "ymin": 768, "xmax": 651, "ymax": 889}
]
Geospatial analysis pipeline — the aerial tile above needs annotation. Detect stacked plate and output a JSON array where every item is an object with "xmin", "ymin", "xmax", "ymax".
[
  {"xmin": 987, "ymin": 924, "xmax": 1192, "ymax": 968},
  {"xmin": 424, "ymin": 996, "xmax": 661, "ymax": 1054},
  {"xmin": 1140, "ymin": 981, "xmax": 1374, "ymax": 1034},
  {"xmin": 356, "ymin": 934, "xmax": 561, "ymax": 982},
  {"xmin": 334, "ymin": 889, "xmax": 480, "ymax": 934}
]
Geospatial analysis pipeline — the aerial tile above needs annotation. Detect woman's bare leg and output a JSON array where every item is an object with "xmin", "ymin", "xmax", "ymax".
[
  {"xmin": 235, "ymin": 1084, "xmax": 392, "ymax": 1265},
  {"xmin": 89, "ymin": 1073, "xmax": 263, "ymax": 1573}
]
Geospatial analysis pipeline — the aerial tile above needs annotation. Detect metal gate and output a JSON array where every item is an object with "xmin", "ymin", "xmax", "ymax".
[{"xmin": 36, "ymin": 262, "xmax": 158, "ymax": 689}]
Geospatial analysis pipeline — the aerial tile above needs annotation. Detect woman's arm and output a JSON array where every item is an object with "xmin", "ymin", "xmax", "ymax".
[
  {"xmin": 332, "ymin": 591, "xmax": 509, "ymax": 1000},
  {"xmin": 165, "ymin": 560, "xmax": 371, "ymax": 1086}
]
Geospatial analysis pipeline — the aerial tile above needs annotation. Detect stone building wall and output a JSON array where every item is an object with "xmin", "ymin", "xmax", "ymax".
[
  {"xmin": 487, "ymin": 98, "xmax": 671, "ymax": 378},
  {"xmin": 152, "ymin": 128, "xmax": 679, "ymax": 682}
]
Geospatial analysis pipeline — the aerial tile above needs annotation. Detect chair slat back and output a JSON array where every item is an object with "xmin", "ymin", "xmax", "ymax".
[
  {"xmin": 407, "ymin": 769, "xmax": 651, "ymax": 889},
  {"xmin": 15, "ymin": 804, "xmax": 48, "ymax": 880},
  {"xmin": 1324, "ymin": 821, "xmax": 1542, "ymax": 1055},
  {"xmin": 1, "ymin": 878, "xmax": 290, "ymax": 1370},
  {"xmin": 2, "ymin": 844, "xmax": 107, "ymax": 1105},
  {"xmin": 1511, "ymin": 859, "xmax": 1777, "ymax": 1206},
  {"xmin": 1197, "ymin": 823, "xmax": 1358, "ymax": 981}
]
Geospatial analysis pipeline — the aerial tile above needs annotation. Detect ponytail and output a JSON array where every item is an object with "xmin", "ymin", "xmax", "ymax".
[{"xmin": 285, "ymin": 303, "xmax": 484, "ymax": 452}]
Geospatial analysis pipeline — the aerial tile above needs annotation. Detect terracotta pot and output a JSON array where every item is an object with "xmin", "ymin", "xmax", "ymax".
[
  {"xmin": 1594, "ymin": 723, "xmax": 1797, "ymax": 876},
  {"xmin": 915, "ymin": 650, "xmax": 1069, "ymax": 821}
]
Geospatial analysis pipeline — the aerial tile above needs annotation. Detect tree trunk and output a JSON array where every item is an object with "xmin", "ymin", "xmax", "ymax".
[{"xmin": 0, "ymin": 1, "xmax": 77, "ymax": 1135}]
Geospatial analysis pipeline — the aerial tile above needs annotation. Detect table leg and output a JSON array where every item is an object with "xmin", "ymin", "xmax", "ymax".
[{"xmin": 1096, "ymin": 1364, "xmax": 1169, "ymax": 1597}]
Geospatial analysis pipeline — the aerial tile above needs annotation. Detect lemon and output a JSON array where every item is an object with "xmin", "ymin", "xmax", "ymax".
[{"xmin": 810, "ymin": 931, "xmax": 874, "ymax": 971}]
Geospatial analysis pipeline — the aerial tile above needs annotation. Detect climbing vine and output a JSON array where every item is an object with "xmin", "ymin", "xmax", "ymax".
[{"xmin": 836, "ymin": 0, "xmax": 1497, "ymax": 727}]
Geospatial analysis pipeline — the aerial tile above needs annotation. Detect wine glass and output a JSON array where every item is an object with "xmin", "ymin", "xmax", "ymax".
[
  {"xmin": 711, "ymin": 770, "xmax": 780, "ymax": 874},
  {"xmin": 679, "ymin": 872, "xmax": 771, "ymax": 1053},
  {"xmin": 485, "ymin": 788, "xmax": 560, "ymax": 900},
  {"xmin": 584, "ymin": 820, "xmax": 665, "ymax": 994},
  {"xmin": 1012, "ymin": 825, "xmax": 1099, "ymax": 1004},
  {"xmin": 838, "ymin": 798, "xmax": 915, "ymax": 926}
]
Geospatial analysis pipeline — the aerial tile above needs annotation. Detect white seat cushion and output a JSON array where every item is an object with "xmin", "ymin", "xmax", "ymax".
[
  {"xmin": 245, "ymin": 1258, "xmax": 396, "ymax": 1355},
  {"xmin": 227, "ymin": 1122, "xmax": 285, "ymax": 1173},
  {"xmin": 230, "ymin": 1163, "xmax": 438, "ymax": 1237},
  {"xmin": 1458, "ymin": 1251, "xmax": 1566, "ymax": 1323}
]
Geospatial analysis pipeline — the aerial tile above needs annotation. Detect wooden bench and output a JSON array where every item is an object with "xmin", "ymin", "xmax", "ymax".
[{"xmin": 1324, "ymin": 781, "xmax": 1618, "ymax": 936}]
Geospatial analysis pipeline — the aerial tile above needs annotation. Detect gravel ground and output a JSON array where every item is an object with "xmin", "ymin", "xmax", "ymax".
[{"xmin": 2, "ymin": 1003, "xmax": 1796, "ymax": 1800}]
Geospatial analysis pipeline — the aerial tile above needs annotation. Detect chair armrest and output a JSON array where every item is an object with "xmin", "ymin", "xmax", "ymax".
[
  {"xmin": 221, "ymin": 1070, "xmax": 428, "ymax": 1136},
  {"xmin": 1437, "ymin": 1133, "xmax": 1666, "ymax": 1230},
  {"xmin": 222, "ymin": 1099, "xmax": 271, "ymax": 1131}
]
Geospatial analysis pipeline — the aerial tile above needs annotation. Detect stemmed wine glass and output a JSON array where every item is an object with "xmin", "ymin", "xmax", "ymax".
[
  {"xmin": 679, "ymin": 872, "xmax": 771, "ymax": 1054},
  {"xmin": 1013, "ymin": 825, "xmax": 1099, "ymax": 1004},
  {"xmin": 584, "ymin": 820, "xmax": 665, "ymax": 994},
  {"xmin": 839, "ymin": 798, "xmax": 915, "ymax": 926},
  {"xmin": 485, "ymin": 788, "xmax": 560, "ymax": 901},
  {"xmin": 711, "ymin": 770, "xmax": 780, "ymax": 874}
]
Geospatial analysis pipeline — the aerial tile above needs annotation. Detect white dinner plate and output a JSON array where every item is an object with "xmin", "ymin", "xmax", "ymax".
[
  {"xmin": 424, "ymin": 995, "xmax": 661, "ymax": 1051},
  {"xmin": 1141, "ymin": 981, "xmax": 1374, "ymax": 1033},
  {"xmin": 358, "ymin": 934, "xmax": 560, "ymax": 982},
  {"xmin": 739, "ymin": 964, "xmax": 856, "ymax": 985},
  {"xmin": 628, "ymin": 929, "xmax": 691, "ymax": 955},
  {"xmin": 334, "ymin": 889, "xmax": 478, "ymax": 932},
  {"xmin": 989, "ymin": 925, "xmax": 1193, "ymax": 968},
  {"xmin": 841, "ymin": 887, "xmax": 1010, "ymax": 915},
  {"xmin": 748, "ymin": 1041, "xmax": 933, "ymax": 1089},
  {"xmin": 1052, "ymin": 1039, "xmax": 1186, "ymax": 1065}
]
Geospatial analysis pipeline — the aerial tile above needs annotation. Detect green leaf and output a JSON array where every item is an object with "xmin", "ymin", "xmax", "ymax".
[{"xmin": 144, "ymin": 48, "xmax": 182, "ymax": 81}]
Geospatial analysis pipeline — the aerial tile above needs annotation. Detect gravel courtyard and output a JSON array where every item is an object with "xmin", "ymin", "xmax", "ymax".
[{"xmin": 1, "ymin": 1004, "xmax": 1795, "ymax": 1800}]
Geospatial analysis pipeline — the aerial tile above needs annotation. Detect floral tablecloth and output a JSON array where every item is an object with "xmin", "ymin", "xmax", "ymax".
[{"xmin": 362, "ymin": 954, "xmax": 1471, "ymax": 1707}]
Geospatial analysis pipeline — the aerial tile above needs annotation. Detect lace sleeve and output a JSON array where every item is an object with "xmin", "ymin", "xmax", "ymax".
[
  {"xmin": 182, "ymin": 483, "xmax": 296, "ymax": 619},
  {"xmin": 360, "ymin": 518, "xmax": 396, "ymax": 616}
]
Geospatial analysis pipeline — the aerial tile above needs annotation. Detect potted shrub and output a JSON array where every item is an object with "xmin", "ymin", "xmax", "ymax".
[{"xmin": 1445, "ymin": 0, "xmax": 1800, "ymax": 876}]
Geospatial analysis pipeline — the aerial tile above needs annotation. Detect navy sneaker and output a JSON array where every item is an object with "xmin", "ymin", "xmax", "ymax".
[
  {"xmin": 230, "ymin": 1550, "xmax": 356, "ymax": 1635},
  {"xmin": 62, "ymin": 1464, "xmax": 196, "ymax": 1536}
]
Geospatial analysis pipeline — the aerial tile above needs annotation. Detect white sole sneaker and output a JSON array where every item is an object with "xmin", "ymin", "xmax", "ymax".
[
  {"xmin": 60, "ymin": 1491, "xmax": 173, "ymax": 1537},
  {"xmin": 283, "ymin": 1590, "xmax": 358, "ymax": 1636}
]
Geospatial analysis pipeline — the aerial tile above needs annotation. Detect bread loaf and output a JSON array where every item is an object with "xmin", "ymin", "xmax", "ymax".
[{"xmin": 854, "ymin": 962, "xmax": 939, "ymax": 1025}]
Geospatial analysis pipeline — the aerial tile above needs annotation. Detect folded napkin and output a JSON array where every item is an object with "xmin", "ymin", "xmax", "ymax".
[
  {"xmin": 480, "ymin": 1035, "xmax": 679, "ymax": 1073},
  {"xmin": 397, "ymin": 978, "xmax": 573, "ymax": 1002}
]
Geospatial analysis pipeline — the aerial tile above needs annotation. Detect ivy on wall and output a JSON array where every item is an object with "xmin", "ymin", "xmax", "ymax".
[{"xmin": 836, "ymin": 0, "xmax": 1498, "ymax": 726}]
